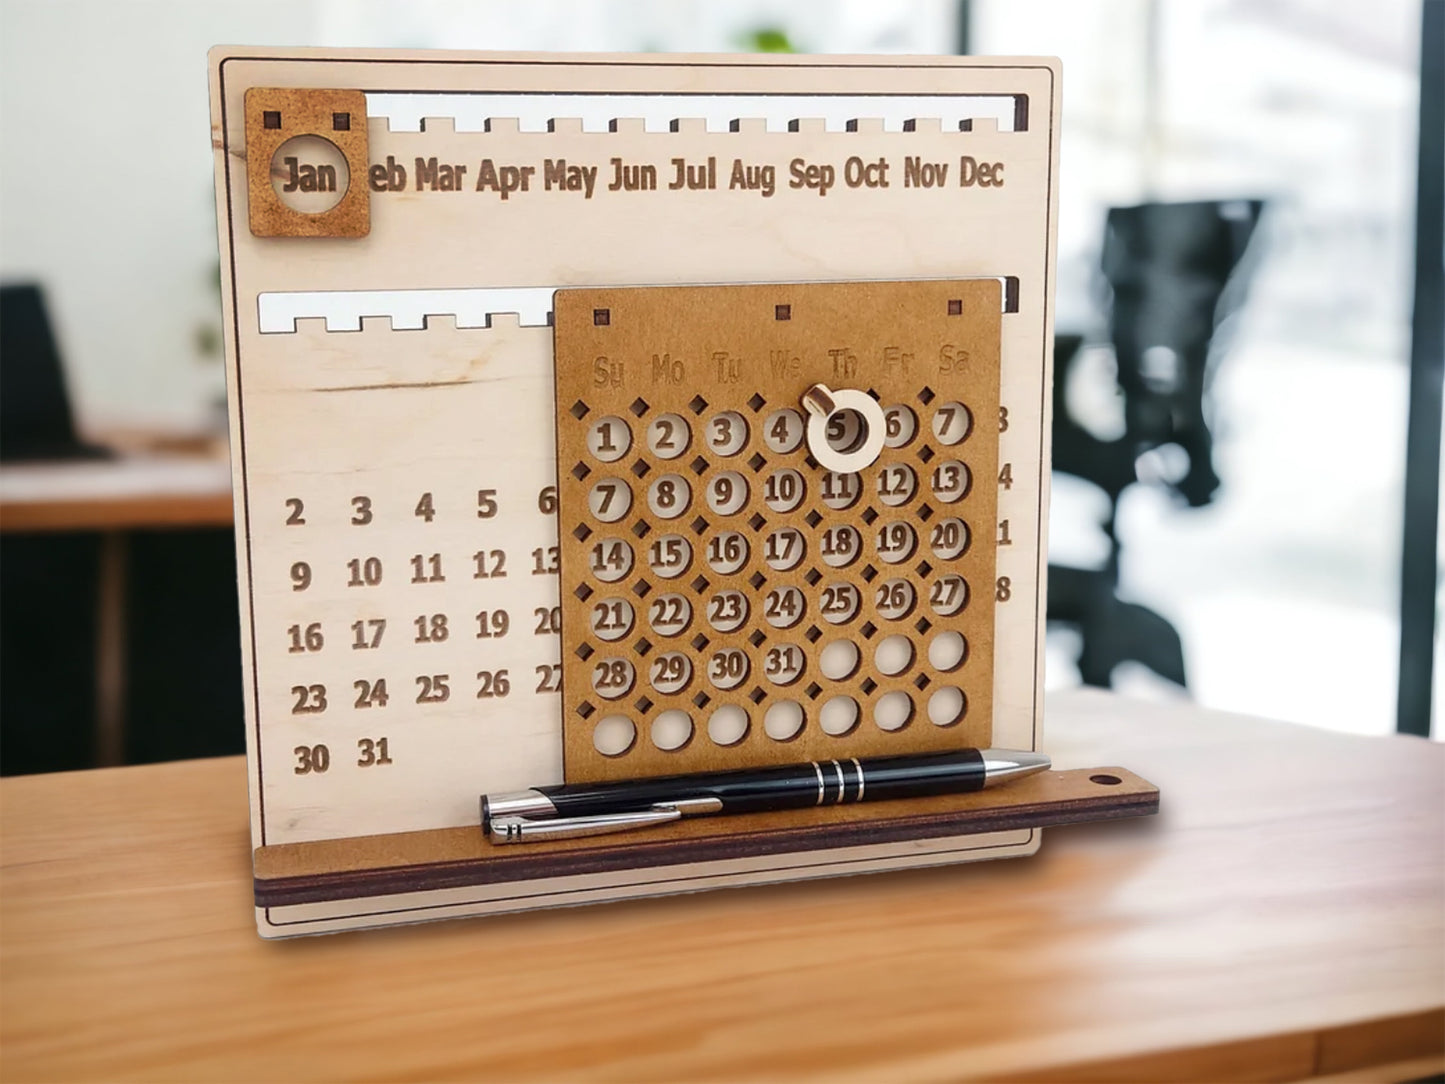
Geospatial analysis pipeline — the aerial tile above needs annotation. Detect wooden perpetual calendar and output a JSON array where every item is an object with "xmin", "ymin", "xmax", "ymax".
[{"xmin": 209, "ymin": 48, "xmax": 1158, "ymax": 938}]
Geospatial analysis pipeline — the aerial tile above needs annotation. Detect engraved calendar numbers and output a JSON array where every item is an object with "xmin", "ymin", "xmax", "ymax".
[
  {"xmin": 352, "ymin": 619, "xmax": 385, "ymax": 648},
  {"xmin": 475, "ymin": 610, "xmax": 509, "ymax": 638},
  {"xmin": 242, "ymin": 319, "xmax": 565, "ymax": 843},
  {"xmin": 293, "ymin": 744, "xmax": 329, "ymax": 774},
  {"xmin": 288, "ymin": 623, "xmax": 323, "ymax": 652},
  {"xmin": 275, "ymin": 487, "xmax": 559, "ymax": 738},
  {"xmin": 291, "ymin": 684, "xmax": 327, "ymax": 714},
  {"xmin": 258, "ymin": 283, "xmax": 1002, "ymax": 796},
  {"xmin": 347, "ymin": 557, "xmax": 383, "ymax": 586},
  {"xmin": 555, "ymin": 280, "xmax": 1002, "ymax": 781},
  {"xmin": 356, "ymin": 737, "xmax": 392, "ymax": 766},
  {"xmin": 354, "ymin": 679, "xmax": 388, "ymax": 708},
  {"xmin": 473, "ymin": 549, "xmax": 507, "ymax": 578},
  {"xmin": 532, "ymin": 546, "xmax": 560, "ymax": 575},
  {"xmin": 239, "ymin": 270, "xmax": 1028, "ymax": 838}
]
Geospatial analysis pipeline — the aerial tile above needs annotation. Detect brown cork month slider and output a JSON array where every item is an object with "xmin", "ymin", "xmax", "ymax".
[{"xmin": 243, "ymin": 86, "xmax": 369, "ymax": 238}]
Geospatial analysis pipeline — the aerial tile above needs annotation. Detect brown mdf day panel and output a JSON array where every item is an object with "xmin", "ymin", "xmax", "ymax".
[{"xmin": 555, "ymin": 280, "xmax": 1001, "ymax": 781}]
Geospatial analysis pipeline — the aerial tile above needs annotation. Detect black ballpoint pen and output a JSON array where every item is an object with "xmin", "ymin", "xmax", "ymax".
[{"xmin": 482, "ymin": 748, "xmax": 1050, "ymax": 843}]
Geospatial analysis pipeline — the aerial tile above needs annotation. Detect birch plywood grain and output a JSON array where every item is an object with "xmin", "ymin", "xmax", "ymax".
[
  {"xmin": 2, "ymin": 693, "xmax": 1439, "ymax": 1080},
  {"xmin": 239, "ymin": 318, "xmax": 562, "ymax": 844},
  {"xmin": 554, "ymin": 280, "xmax": 1000, "ymax": 780}
]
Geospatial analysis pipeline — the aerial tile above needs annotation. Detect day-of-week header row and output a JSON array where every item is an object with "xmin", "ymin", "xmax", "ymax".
[{"xmin": 591, "ymin": 346, "xmax": 975, "ymax": 389}]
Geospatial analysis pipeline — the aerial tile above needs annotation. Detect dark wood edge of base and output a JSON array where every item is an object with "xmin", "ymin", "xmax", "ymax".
[{"xmin": 254, "ymin": 781, "xmax": 1159, "ymax": 908}]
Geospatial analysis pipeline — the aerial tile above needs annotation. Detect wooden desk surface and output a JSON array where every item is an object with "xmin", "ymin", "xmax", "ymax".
[
  {"xmin": 2, "ymin": 690, "xmax": 1441, "ymax": 1082},
  {"xmin": 0, "ymin": 453, "xmax": 233, "ymax": 532}
]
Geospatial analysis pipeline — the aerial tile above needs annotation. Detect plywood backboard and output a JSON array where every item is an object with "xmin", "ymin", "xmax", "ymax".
[{"xmin": 209, "ymin": 47, "xmax": 1061, "ymax": 936}]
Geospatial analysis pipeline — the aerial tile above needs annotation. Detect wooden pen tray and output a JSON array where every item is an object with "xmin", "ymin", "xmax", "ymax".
[{"xmin": 253, "ymin": 766, "xmax": 1159, "ymax": 908}]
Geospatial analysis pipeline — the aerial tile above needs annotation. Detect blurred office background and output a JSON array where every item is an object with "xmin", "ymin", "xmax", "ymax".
[{"xmin": 1, "ymin": 0, "xmax": 1438, "ymax": 774}]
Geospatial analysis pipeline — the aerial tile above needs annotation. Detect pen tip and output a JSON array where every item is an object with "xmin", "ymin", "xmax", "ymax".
[{"xmin": 979, "ymin": 749, "xmax": 1051, "ymax": 786}]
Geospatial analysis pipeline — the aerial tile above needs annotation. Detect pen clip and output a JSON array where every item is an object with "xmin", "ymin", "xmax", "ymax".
[{"xmin": 488, "ymin": 796, "xmax": 722, "ymax": 844}]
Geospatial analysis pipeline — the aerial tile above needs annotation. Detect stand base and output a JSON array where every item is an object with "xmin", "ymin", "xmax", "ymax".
[{"xmin": 254, "ymin": 766, "xmax": 1158, "ymax": 911}]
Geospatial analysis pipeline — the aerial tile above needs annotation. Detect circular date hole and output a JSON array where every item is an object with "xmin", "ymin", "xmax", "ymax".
[
  {"xmin": 927, "ymin": 687, "xmax": 967, "ymax": 727},
  {"xmin": 647, "ymin": 593, "xmax": 692, "ymax": 636},
  {"xmin": 929, "ymin": 518, "xmax": 970, "ymax": 560},
  {"xmin": 876, "ymin": 464, "xmax": 917, "ymax": 507},
  {"xmin": 590, "ymin": 597, "xmax": 635, "ymax": 641},
  {"xmin": 874, "ymin": 635, "xmax": 915, "ymax": 677},
  {"xmin": 932, "ymin": 402, "xmax": 973, "ymax": 446},
  {"xmin": 820, "ymin": 524, "xmax": 861, "ymax": 568},
  {"xmin": 765, "ymin": 527, "xmax": 806, "ymax": 571},
  {"xmin": 819, "ymin": 695, "xmax": 860, "ymax": 736},
  {"xmin": 651, "ymin": 710, "xmax": 693, "ymax": 751},
  {"xmin": 706, "ymin": 531, "xmax": 748, "ymax": 574},
  {"xmin": 647, "ymin": 474, "xmax": 690, "ymax": 519},
  {"xmin": 707, "ymin": 412, "xmax": 749, "ymax": 456},
  {"xmin": 818, "ymin": 640, "xmax": 860, "ymax": 680},
  {"xmin": 763, "ymin": 700, "xmax": 805, "ymax": 741},
  {"xmin": 763, "ymin": 408, "xmax": 805, "ymax": 453},
  {"xmin": 646, "ymin": 414, "xmax": 690, "ymax": 459},
  {"xmin": 820, "ymin": 471, "xmax": 861, "ymax": 511},
  {"xmin": 592, "ymin": 714, "xmax": 636, "ymax": 756},
  {"xmin": 875, "ymin": 521, "xmax": 917, "ymax": 565},
  {"xmin": 706, "ymin": 471, "xmax": 749, "ymax": 516},
  {"xmin": 646, "ymin": 534, "xmax": 692, "ymax": 579},
  {"xmin": 824, "ymin": 408, "xmax": 869, "ymax": 454},
  {"xmin": 590, "ymin": 657, "xmax": 635, "ymax": 700},
  {"xmin": 649, "ymin": 652, "xmax": 692, "ymax": 695},
  {"xmin": 819, "ymin": 582, "xmax": 861, "ymax": 625},
  {"xmin": 930, "ymin": 460, "xmax": 970, "ymax": 504},
  {"xmin": 588, "ymin": 479, "xmax": 632, "ymax": 523},
  {"xmin": 707, "ymin": 590, "xmax": 749, "ymax": 632},
  {"xmin": 586, "ymin": 416, "xmax": 632, "ymax": 462},
  {"xmin": 928, "ymin": 631, "xmax": 967, "ymax": 672},
  {"xmin": 589, "ymin": 538, "xmax": 634, "ymax": 583},
  {"xmin": 873, "ymin": 691, "xmax": 914, "ymax": 732},
  {"xmin": 874, "ymin": 578, "xmax": 916, "ymax": 621},
  {"xmin": 764, "ymin": 468, "xmax": 806, "ymax": 513},
  {"xmin": 763, "ymin": 643, "xmax": 806, "ymax": 686},
  {"xmin": 707, "ymin": 648, "xmax": 749, "ymax": 690},
  {"xmin": 883, "ymin": 404, "xmax": 918, "ymax": 448},
  {"xmin": 707, "ymin": 705, "xmax": 749, "ymax": 746},
  {"xmin": 763, "ymin": 586, "xmax": 805, "ymax": 630}
]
